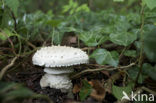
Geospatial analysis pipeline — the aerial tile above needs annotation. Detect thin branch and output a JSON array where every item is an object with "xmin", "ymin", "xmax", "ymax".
[
  {"xmin": 135, "ymin": 3, "xmax": 145, "ymax": 85},
  {"xmin": 0, "ymin": 29, "xmax": 17, "ymax": 55},
  {"xmin": 71, "ymin": 62, "xmax": 136, "ymax": 79},
  {"xmin": 0, "ymin": 56, "xmax": 18, "ymax": 80},
  {"xmin": 10, "ymin": 11, "xmax": 17, "ymax": 31},
  {"xmin": 7, "ymin": 36, "xmax": 16, "ymax": 55},
  {"xmin": 17, "ymin": 35, "xmax": 37, "ymax": 49}
]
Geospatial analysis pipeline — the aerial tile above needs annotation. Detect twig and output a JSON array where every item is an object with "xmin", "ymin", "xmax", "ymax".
[
  {"xmin": 135, "ymin": 3, "xmax": 145, "ymax": 86},
  {"xmin": 88, "ymin": 64, "xmax": 111, "ymax": 68},
  {"xmin": 7, "ymin": 37, "xmax": 16, "ymax": 55},
  {"xmin": 0, "ymin": 56, "xmax": 18, "ymax": 80},
  {"xmin": 0, "ymin": 29, "xmax": 17, "ymax": 55},
  {"xmin": 10, "ymin": 11, "xmax": 17, "ymax": 31},
  {"xmin": 17, "ymin": 35, "xmax": 37, "ymax": 49},
  {"xmin": 71, "ymin": 62, "xmax": 136, "ymax": 79}
]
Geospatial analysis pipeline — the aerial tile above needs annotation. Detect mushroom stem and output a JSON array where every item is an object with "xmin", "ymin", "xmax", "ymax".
[{"xmin": 40, "ymin": 68, "xmax": 73, "ymax": 93}]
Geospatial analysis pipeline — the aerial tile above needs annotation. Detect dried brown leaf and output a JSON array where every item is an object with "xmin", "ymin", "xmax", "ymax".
[
  {"xmin": 89, "ymin": 80, "xmax": 106, "ymax": 101},
  {"xmin": 101, "ymin": 71, "xmax": 110, "ymax": 77},
  {"xmin": 73, "ymin": 84, "xmax": 81, "ymax": 94}
]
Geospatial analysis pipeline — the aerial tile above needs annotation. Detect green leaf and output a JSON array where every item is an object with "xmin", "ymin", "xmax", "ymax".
[
  {"xmin": 0, "ymin": 9, "xmax": 11, "ymax": 28},
  {"xmin": 0, "ymin": 29, "xmax": 17, "ymax": 40},
  {"xmin": 62, "ymin": 0, "xmax": 89, "ymax": 14},
  {"xmin": 143, "ymin": 0, "xmax": 156, "ymax": 10},
  {"xmin": 102, "ymin": 25, "xmax": 115, "ymax": 34},
  {"xmin": 79, "ymin": 31, "xmax": 108, "ymax": 47},
  {"xmin": 110, "ymin": 32, "xmax": 137, "ymax": 46},
  {"xmin": 0, "ymin": 81, "xmax": 34, "ymax": 102},
  {"xmin": 4, "ymin": 0, "xmax": 19, "ymax": 16},
  {"xmin": 60, "ymin": 27, "xmax": 82, "ymax": 33},
  {"xmin": 144, "ymin": 27, "xmax": 156, "ymax": 62},
  {"xmin": 127, "ymin": 13, "xmax": 140, "ymax": 25},
  {"xmin": 75, "ymin": 4, "xmax": 90, "ymax": 13},
  {"xmin": 114, "ymin": 16, "xmax": 131, "ymax": 32},
  {"xmin": 62, "ymin": 0, "xmax": 78, "ymax": 14},
  {"xmin": 90, "ymin": 49, "xmax": 119, "ymax": 67},
  {"xmin": 46, "ymin": 20, "xmax": 62, "ymax": 27},
  {"xmin": 113, "ymin": 0, "xmax": 124, "ymax": 2},
  {"xmin": 124, "ymin": 50, "xmax": 137, "ymax": 57},
  {"xmin": 79, "ymin": 80, "xmax": 92, "ymax": 101},
  {"xmin": 0, "ymin": 82, "xmax": 16, "ymax": 93},
  {"xmin": 112, "ymin": 83, "xmax": 133, "ymax": 100},
  {"xmin": 142, "ymin": 63, "xmax": 156, "ymax": 81},
  {"xmin": 51, "ymin": 30, "xmax": 64, "ymax": 45},
  {"xmin": 128, "ymin": 66, "xmax": 147, "ymax": 84},
  {"xmin": 4, "ymin": 87, "xmax": 34, "ymax": 101}
]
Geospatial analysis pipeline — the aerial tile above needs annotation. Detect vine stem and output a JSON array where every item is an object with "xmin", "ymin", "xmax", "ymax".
[
  {"xmin": 135, "ymin": 2, "xmax": 145, "ymax": 85},
  {"xmin": 71, "ymin": 62, "xmax": 136, "ymax": 79},
  {"xmin": 0, "ymin": 56, "xmax": 18, "ymax": 80}
]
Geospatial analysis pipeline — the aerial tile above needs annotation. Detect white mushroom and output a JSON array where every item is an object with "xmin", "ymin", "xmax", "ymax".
[
  {"xmin": 44, "ymin": 67, "xmax": 73, "ymax": 74},
  {"xmin": 32, "ymin": 46, "xmax": 89, "ymax": 92},
  {"xmin": 40, "ymin": 74, "xmax": 72, "ymax": 92},
  {"xmin": 32, "ymin": 46, "xmax": 88, "ymax": 67}
]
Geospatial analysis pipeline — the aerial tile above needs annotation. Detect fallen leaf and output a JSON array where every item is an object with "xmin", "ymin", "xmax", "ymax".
[
  {"xmin": 89, "ymin": 80, "xmax": 106, "ymax": 101},
  {"xmin": 101, "ymin": 71, "xmax": 110, "ymax": 77},
  {"xmin": 73, "ymin": 84, "xmax": 81, "ymax": 94},
  {"xmin": 105, "ymin": 73, "xmax": 121, "ymax": 93}
]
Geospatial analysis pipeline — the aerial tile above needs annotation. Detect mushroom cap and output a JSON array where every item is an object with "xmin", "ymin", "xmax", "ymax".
[
  {"xmin": 32, "ymin": 46, "xmax": 89, "ymax": 67},
  {"xmin": 40, "ymin": 74, "xmax": 72, "ymax": 92},
  {"xmin": 44, "ymin": 67, "xmax": 73, "ymax": 74}
]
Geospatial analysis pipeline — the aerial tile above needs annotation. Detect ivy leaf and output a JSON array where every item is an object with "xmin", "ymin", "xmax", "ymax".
[
  {"xmin": 143, "ymin": 0, "xmax": 156, "ymax": 10},
  {"xmin": 3, "ymin": 87, "xmax": 34, "ymax": 101},
  {"xmin": 0, "ymin": 9, "xmax": 11, "ymax": 28},
  {"xmin": 79, "ymin": 80, "xmax": 92, "ymax": 101},
  {"xmin": 0, "ymin": 29, "xmax": 17, "ymax": 40},
  {"xmin": 110, "ymin": 32, "xmax": 137, "ymax": 46},
  {"xmin": 124, "ymin": 50, "xmax": 137, "ymax": 58},
  {"xmin": 143, "ymin": 63, "xmax": 156, "ymax": 81},
  {"xmin": 4, "ymin": 0, "xmax": 19, "ymax": 16},
  {"xmin": 50, "ymin": 30, "xmax": 64, "ymax": 45},
  {"xmin": 79, "ymin": 31, "xmax": 108, "ymax": 47},
  {"xmin": 144, "ymin": 27, "xmax": 156, "ymax": 62},
  {"xmin": 75, "ymin": 4, "xmax": 90, "ymax": 13},
  {"xmin": 46, "ymin": 20, "xmax": 62, "ymax": 27},
  {"xmin": 113, "ymin": 0, "xmax": 124, "ymax": 2},
  {"xmin": 128, "ymin": 66, "xmax": 147, "ymax": 84},
  {"xmin": 0, "ymin": 82, "xmax": 34, "ymax": 102},
  {"xmin": 90, "ymin": 49, "xmax": 119, "ymax": 67},
  {"xmin": 112, "ymin": 83, "xmax": 134, "ymax": 100},
  {"xmin": 114, "ymin": 16, "xmax": 131, "ymax": 32}
]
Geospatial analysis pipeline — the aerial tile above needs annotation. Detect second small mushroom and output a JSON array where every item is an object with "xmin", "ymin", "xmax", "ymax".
[{"xmin": 32, "ymin": 46, "xmax": 89, "ymax": 92}]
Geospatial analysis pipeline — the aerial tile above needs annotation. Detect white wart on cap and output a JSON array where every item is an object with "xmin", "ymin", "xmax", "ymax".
[{"xmin": 32, "ymin": 46, "xmax": 89, "ymax": 67}]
